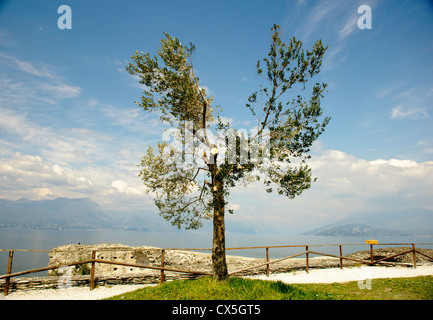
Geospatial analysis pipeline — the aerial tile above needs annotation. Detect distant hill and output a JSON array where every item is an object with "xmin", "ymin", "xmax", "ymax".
[
  {"xmin": 0, "ymin": 197, "xmax": 113, "ymax": 230},
  {"xmin": 104, "ymin": 209, "xmax": 170, "ymax": 232},
  {"xmin": 302, "ymin": 208, "xmax": 433, "ymax": 236},
  {"xmin": 302, "ymin": 223, "xmax": 412, "ymax": 236},
  {"xmin": 0, "ymin": 198, "xmax": 276, "ymax": 234},
  {"xmin": 0, "ymin": 197, "xmax": 173, "ymax": 231}
]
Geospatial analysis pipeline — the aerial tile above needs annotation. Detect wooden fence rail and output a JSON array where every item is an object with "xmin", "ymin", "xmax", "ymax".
[{"xmin": 1, "ymin": 242, "xmax": 433, "ymax": 296}]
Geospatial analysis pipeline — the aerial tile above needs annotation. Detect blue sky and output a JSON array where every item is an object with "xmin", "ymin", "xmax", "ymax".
[{"xmin": 0, "ymin": 0, "xmax": 432, "ymax": 233}]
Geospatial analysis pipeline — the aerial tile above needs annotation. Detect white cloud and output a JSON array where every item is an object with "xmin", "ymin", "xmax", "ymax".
[
  {"xmin": 0, "ymin": 103, "xmax": 156, "ymax": 210},
  {"xmin": 216, "ymin": 116, "xmax": 234, "ymax": 126},
  {"xmin": 0, "ymin": 53, "xmax": 81, "ymax": 103},
  {"xmin": 417, "ymin": 140, "xmax": 433, "ymax": 155},
  {"xmin": 388, "ymin": 85, "xmax": 432, "ymax": 120},
  {"xmin": 369, "ymin": 158, "xmax": 417, "ymax": 168},
  {"xmin": 309, "ymin": 149, "xmax": 433, "ymax": 199},
  {"xmin": 376, "ymin": 85, "xmax": 401, "ymax": 99},
  {"xmin": 0, "ymin": 107, "xmax": 119, "ymax": 165},
  {"xmin": 110, "ymin": 180, "xmax": 145, "ymax": 196},
  {"xmin": 391, "ymin": 105, "xmax": 429, "ymax": 119},
  {"xmin": 0, "ymin": 53, "xmax": 56, "ymax": 79},
  {"xmin": 40, "ymin": 83, "xmax": 82, "ymax": 98},
  {"xmin": 0, "ymin": 153, "xmax": 93, "ymax": 199},
  {"xmin": 227, "ymin": 147, "xmax": 433, "ymax": 231},
  {"xmin": 294, "ymin": 1, "xmax": 338, "ymax": 41},
  {"xmin": 0, "ymin": 76, "xmax": 56, "ymax": 106},
  {"xmin": 227, "ymin": 203, "xmax": 241, "ymax": 212},
  {"xmin": 339, "ymin": 16, "xmax": 357, "ymax": 39}
]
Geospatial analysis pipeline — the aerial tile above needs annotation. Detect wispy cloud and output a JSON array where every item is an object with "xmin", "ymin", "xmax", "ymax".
[
  {"xmin": 338, "ymin": 15, "xmax": 357, "ymax": 40},
  {"xmin": 0, "ymin": 153, "xmax": 93, "ymax": 200},
  {"xmin": 286, "ymin": 1, "xmax": 361, "ymax": 72},
  {"xmin": 228, "ymin": 147, "xmax": 433, "ymax": 231},
  {"xmin": 0, "ymin": 106, "xmax": 154, "ymax": 209},
  {"xmin": 0, "ymin": 107, "xmax": 110, "ymax": 164},
  {"xmin": 0, "ymin": 50, "xmax": 161, "ymax": 209},
  {"xmin": 0, "ymin": 53, "xmax": 56, "ymax": 79},
  {"xmin": 377, "ymin": 85, "xmax": 400, "ymax": 99},
  {"xmin": 417, "ymin": 140, "xmax": 433, "ymax": 155},
  {"xmin": 293, "ymin": 1, "xmax": 339, "ymax": 41},
  {"xmin": 0, "ymin": 52, "xmax": 81, "ymax": 102},
  {"xmin": 391, "ymin": 105, "xmax": 429, "ymax": 119},
  {"xmin": 110, "ymin": 179, "xmax": 145, "ymax": 196},
  {"xmin": 388, "ymin": 86, "xmax": 432, "ymax": 120},
  {"xmin": 322, "ymin": 43, "xmax": 347, "ymax": 71},
  {"xmin": 39, "ymin": 83, "xmax": 82, "ymax": 98}
]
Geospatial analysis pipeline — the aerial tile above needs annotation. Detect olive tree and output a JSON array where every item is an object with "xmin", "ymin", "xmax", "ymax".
[{"xmin": 126, "ymin": 25, "xmax": 330, "ymax": 280}]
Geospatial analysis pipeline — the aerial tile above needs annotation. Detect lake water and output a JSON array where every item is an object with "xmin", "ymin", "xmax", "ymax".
[{"xmin": 1, "ymin": 228, "xmax": 432, "ymax": 276}]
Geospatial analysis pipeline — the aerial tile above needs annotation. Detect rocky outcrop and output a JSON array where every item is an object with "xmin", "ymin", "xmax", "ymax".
[
  {"xmin": 48, "ymin": 243, "xmax": 354, "ymax": 277},
  {"xmin": 48, "ymin": 244, "xmax": 166, "ymax": 276}
]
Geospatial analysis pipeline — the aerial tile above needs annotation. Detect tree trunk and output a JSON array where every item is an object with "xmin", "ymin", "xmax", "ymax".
[{"xmin": 211, "ymin": 172, "xmax": 228, "ymax": 280}]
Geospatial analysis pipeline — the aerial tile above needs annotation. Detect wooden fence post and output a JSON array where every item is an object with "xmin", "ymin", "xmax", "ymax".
[
  {"xmin": 3, "ymin": 250, "xmax": 14, "ymax": 296},
  {"xmin": 305, "ymin": 246, "xmax": 309, "ymax": 273},
  {"xmin": 265, "ymin": 247, "xmax": 270, "ymax": 277},
  {"xmin": 339, "ymin": 245, "xmax": 343, "ymax": 269},
  {"xmin": 160, "ymin": 249, "xmax": 165, "ymax": 283},
  {"xmin": 412, "ymin": 244, "xmax": 417, "ymax": 269},
  {"xmin": 89, "ymin": 250, "xmax": 96, "ymax": 290},
  {"xmin": 370, "ymin": 244, "xmax": 374, "ymax": 265}
]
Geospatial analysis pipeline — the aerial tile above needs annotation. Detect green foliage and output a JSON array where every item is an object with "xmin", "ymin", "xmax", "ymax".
[
  {"xmin": 296, "ymin": 275, "xmax": 433, "ymax": 300},
  {"xmin": 105, "ymin": 276, "xmax": 334, "ymax": 300},
  {"xmin": 126, "ymin": 32, "xmax": 214, "ymax": 128},
  {"xmin": 74, "ymin": 263, "xmax": 90, "ymax": 275},
  {"xmin": 248, "ymin": 25, "xmax": 330, "ymax": 198},
  {"xmin": 137, "ymin": 143, "xmax": 212, "ymax": 229},
  {"xmin": 105, "ymin": 275, "xmax": 433, "ymax": 300},
  {"xmin": 126, "ymin": 24, "xmax": 330, "ymax": 230}
]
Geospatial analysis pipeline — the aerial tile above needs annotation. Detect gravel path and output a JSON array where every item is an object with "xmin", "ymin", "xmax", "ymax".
[
  {"xmin": 247, "ymin": 265, "xmax": 433, "ymax": 284},
  {"xmin": 0, "ymin": 284, "xmax": 156, "ymax": 300},
  {"xmin": 2, "ymin": 265, "xmax": 432, "ymax": 300}
]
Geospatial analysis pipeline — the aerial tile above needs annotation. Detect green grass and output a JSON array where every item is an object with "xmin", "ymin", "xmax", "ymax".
[
  {"xmin": 105, "ymin": 276, "xmax": 334, "ymax": 300},
  {"xmin": 296, "ymin": 275, "xmax": 433, "ymax": 300},
  {"xmin": 104, "ymin": 275, "xmax": 433, "ymax": 300}
]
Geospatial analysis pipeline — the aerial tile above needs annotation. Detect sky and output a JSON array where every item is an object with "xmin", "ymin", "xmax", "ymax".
[{"xmin": 0, "ymin": 0, "xmax": 433, "ymax": 233}]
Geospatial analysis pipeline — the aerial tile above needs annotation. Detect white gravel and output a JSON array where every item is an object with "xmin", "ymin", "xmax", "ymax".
[
  {"xmin": 246, "ymin": 265, "xmax": 433, "ymax": 284},
  {"xmin": 0, "ymin": 284, "xmax": 155, "ymax": 300},
  {"xmin": 2, "ymin": 265, "xmax": 432, "ymax": 300}
]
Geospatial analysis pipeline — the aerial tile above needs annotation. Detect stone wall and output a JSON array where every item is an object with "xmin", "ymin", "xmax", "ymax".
[
  {"xmin": 47, "ymin": 243, "xmax": 347, "ymax": 277},
  {"xmin": 0, "ymin": 273, "xmax": 201, "ymax": 293},
  {"xmin": 48, "ymin": 243, "xmax": 167, "ymax": 276}
]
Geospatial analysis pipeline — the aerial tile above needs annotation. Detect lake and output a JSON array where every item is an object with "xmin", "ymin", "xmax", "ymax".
[{"xmin": 1, "ymin": 228, "xmax": 432, "ymax": 276}]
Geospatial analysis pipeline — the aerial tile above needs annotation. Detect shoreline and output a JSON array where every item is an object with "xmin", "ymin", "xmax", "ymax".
[
  {"xmin": 2, "ymin": 245, "xmax": 432, "ymax": 296},
  {"xmin": 1, "ymin": 264, "xmax": 432, "ymax": 300}
]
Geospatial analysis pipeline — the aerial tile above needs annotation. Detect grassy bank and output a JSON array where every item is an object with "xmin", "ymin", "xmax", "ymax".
[
  {"xmin": 296, "ymin": 275, "xmax": 433, "ymax": 300},
  {"xmin": 105, "ymin": 275, "xmax": 433, "ymax": 300}
]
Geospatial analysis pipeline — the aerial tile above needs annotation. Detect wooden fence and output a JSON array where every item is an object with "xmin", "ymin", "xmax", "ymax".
[{"xmin": 1, "ymin": 242, "xmax": 433, "ymax": 296}]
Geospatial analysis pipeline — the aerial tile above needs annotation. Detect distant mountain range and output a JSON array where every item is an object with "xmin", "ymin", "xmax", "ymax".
[
  {"xmin": 0, "ymin": 197, "xmax": 169, "ymax": 231},
  {"xmin": 302, "ymin": 208, "xmax": 433, "ymax": 236},
  {"xmin": 0, "ymin": 197, "xmax": 113, "ymax": 230},
  {"xmin": 0, "ymin": 197, "xmax": 276, "ymax": 234},
  {"xmin": 3, "ymin": 198, "xmax": 431, "ymax": 236}
]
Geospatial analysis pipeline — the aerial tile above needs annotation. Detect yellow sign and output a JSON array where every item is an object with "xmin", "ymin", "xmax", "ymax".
[{"xmin": 365, "ymin": 239, "xmax": 378, "ymax": 244}]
